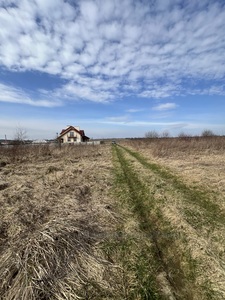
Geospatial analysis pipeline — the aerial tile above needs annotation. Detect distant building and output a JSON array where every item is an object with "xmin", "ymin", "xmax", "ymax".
[
  {"xmin": 0, "ymin": 139, "xmax": 11, "ymax": 145},
  {"xmin": 32, "ymin": 139, "xmax": 47, "ymax": 144},
  {"xmin": 58, "ymin": 125, "xmax": 89, "ymax": 144},
  {"xmin": 0, "ymin": 135, "xmax": 10, "ymax": 145}
]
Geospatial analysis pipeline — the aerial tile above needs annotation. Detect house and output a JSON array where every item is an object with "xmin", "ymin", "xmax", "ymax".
[{"xmin": 58, "ymin": 125, "xmax": 89, "ymax": 144}]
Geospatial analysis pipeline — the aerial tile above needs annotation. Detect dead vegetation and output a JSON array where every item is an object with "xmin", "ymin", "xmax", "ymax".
[
  {"xmin": 1, "ymin": 137, "xmax": 225, "ymax": 299},
  {"xmin": 0, "ymin": 144, "xmax": 121, "ymax": 299},
  {"xmin": 125, "ymin": 136, "xmax": 225, "ymax": 158},
  {"xmin": 123, "ymin": 136, "xmax": 225, "ymax": 194}
]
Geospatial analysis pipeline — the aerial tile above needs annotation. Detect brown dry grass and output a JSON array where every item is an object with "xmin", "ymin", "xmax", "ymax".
[
  {"xmin": 123, "ymin": 136, "xmax": 225, "ymax": 193},
  {"xmin": 0, "ymin": 144, "xmax": 120, "ymax": 299},
  {"xmin": 1, "ymin": 137, "xmax": 225, "ymax": 299}
]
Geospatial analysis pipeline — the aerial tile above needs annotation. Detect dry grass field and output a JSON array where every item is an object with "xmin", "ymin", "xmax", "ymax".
[
  {"xmin": 0, "ymin": 137, "xmax": 225, "ymax": 299},
  {"xmin": 0, "ymin": 144, "xmax": 121, "ymax": 299},
  {"xmin": 124, "ymin": 137, "xmax": 225, "ymax": 194}
]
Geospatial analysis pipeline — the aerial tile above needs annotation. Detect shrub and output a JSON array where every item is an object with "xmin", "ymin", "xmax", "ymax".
[
  {"xmin": 178, "ymin": 132, "xmax": 192, "ymax": 139},
  {"xmin": 145, "ymin": 130, "xmax": 159, "ymax": 139},
  {"xmin": 161, "ymin": 130, "xmax": 170, "ymax": 138},
  {"xmin": 201, "ymin": 130, "xmax": 215, "ymax": 137}
]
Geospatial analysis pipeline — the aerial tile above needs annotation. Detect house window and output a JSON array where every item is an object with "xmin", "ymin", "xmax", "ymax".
[
  {"xmin": 69, "ymin": 132, "xmax": 74, "ymax": 137},
  {"xmin": 68, "ymin": 137, "xmax": 71, "ymax": 142}
]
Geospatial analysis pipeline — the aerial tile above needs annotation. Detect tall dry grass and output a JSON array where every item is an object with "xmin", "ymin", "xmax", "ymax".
[
  {"xmin": 0, "ymin": 143, "xmax": 103, "ymax": 163},
  {"xmin": 0, "ymin": 144, "xmax": 119, "ymax": 299},
  {"xmin": 123, "ymin": 136, "xmax": 225, "ymax": 158}
]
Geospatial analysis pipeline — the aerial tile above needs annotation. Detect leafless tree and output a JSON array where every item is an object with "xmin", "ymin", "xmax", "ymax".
[
  {"xmin": 14, "ymin": 127, "xmax": 27, "ymax": 144},
  {"xmin": 145, "ymin": 130, "xmax": 159, "ymax": 138},
  {"xmin": 177, "ymin": 131, "xmax": 191, "ymax": 138},
  {"xmin": 161, "ymin": 130, "xmax": 170, "ymax": 138},
  {"xmin": 201, "ymin": 129, "xmax": 215, "ymax": 137}
]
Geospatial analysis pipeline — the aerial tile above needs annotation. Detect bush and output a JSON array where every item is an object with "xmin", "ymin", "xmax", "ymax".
[
  {"xmin": 145, "ymin": 130, "xmax": 159, "ymax": 139},
  {"xmin": 177, "ymin": 132, "xmax": 192, "ymax": 139},
  {"xmin": 201, "ymin": 130, "xmax": 215, "ymax": 137},
  {"xmin": 161, "ymin": 130, "xmax": 170, "ymax": 138}
]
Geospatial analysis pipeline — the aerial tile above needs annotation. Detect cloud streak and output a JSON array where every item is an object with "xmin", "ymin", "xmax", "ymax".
[
  {"xmin": 0, "ymin": 83, "xmax": 62, "ymax": 107},
  {"xmin": 152, "ymin": 103, "xmax": 178, "ymax": 111},
  {"xmin": 0, "ymin": 0, "xmax": 225, "ymax": 104}
]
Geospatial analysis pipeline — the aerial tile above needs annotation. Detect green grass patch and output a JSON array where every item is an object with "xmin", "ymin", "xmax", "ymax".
[{"xmin": 102, "ymin": 234, "xmax": 161, "ymax": 300}]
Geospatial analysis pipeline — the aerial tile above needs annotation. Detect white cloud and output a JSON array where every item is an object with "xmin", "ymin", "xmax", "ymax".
[
  {"xmin": 152, "ymin": 103, "xmax": 178, "ymax": 111},
  {"xmin": 0, "ymin": 0, "xmax": 225, "ymax": 104},
  {"xmin": 105, "ymin": 115, "xmax": 131, "ymax": 123},
  {"xmin": 126, "ymin": 108, "xmax": 144, "ymax": 113},
  {"xmin": 56, "ymin": 80, "xmax": 116, "ymax": 103},
  {"xmin": 0, "ymin": 83, "xmax": 62, "ymax": 107},
  {"xmin": 100, "ymin": 119, "xmax": 186, "ymax": 127}
]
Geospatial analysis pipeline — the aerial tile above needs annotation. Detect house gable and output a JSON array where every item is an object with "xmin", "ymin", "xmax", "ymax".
[{"xmin": 58, "ymin": 126, "xmax": 89, "ymax": 143}]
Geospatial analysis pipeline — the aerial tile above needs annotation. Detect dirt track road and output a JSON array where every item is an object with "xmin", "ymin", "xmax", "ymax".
[{"xmin": 113, "ymin": 144, "xmax": 225, "ymax": 299}]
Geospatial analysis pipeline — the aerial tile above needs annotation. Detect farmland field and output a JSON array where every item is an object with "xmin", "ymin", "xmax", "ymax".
[{"xmin": 0, "ymin": 138, "xmax": 225, "ymax": 299}]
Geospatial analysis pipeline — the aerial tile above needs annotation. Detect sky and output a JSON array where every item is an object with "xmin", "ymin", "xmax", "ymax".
[{"xmin": 0, "ymin": 0, "xmax": 225, "ymax": 140}]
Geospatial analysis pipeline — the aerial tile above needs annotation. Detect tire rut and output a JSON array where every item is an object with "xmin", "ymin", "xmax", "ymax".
[{"xmin": 115, "ymin": 145, "xmax": 225, "ymax": 299}]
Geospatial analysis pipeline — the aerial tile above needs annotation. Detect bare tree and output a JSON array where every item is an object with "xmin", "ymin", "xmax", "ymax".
[
  {"xmin": 178, "ymin": 132, "xmax": 192, "ymax": 139},
  {"xmin": 201, "ymin": 129, "xmax": 215, "ymax": 137},
  {"xmin": 14, "ymin": 127, "xmax": 27, "ymax": 144},
  {"xmin": 161, "ymin": 130, "xmax": 170, "ymax": 138},
  {"xmin": 145, "ymin": 130, "xmax": 159, "ymax": 138}
]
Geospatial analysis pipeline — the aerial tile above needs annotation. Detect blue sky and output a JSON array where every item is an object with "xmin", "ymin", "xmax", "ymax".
[{"xmin": 0, "ymin": 0, "xmax": 225, "ymax": 140}]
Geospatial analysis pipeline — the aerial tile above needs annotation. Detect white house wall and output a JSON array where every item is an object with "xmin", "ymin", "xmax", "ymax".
[{"xmin": 61, "ymin": 130, "xmax": 82, "ymax": 143}]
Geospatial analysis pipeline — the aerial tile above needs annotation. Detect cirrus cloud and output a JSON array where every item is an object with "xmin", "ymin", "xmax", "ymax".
[
  {"xmin": 0, "ymin": 83, "xmax": 62, "ymax": 107},
  {"xmin": 152, "ymin": 102, "xmax": 178, "ymax": 111}
]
